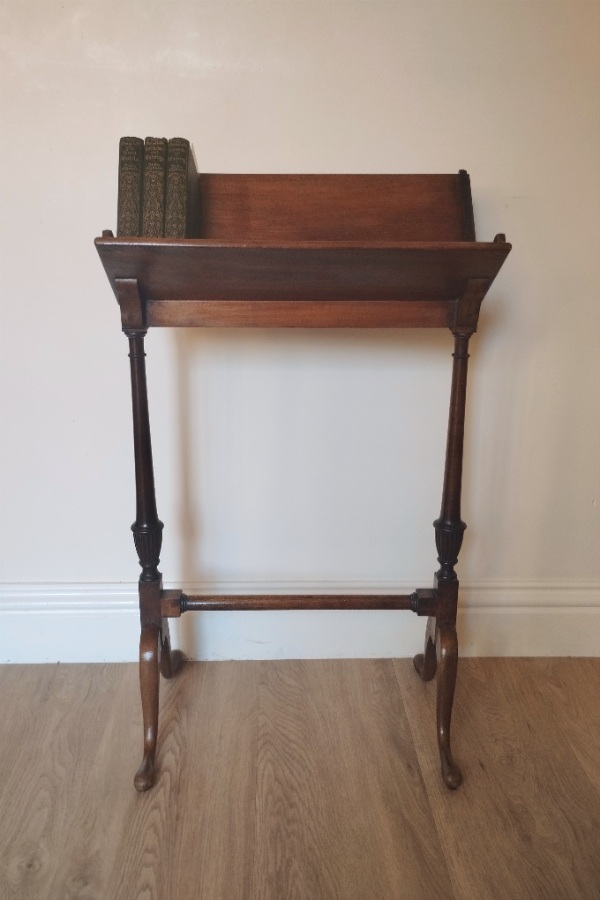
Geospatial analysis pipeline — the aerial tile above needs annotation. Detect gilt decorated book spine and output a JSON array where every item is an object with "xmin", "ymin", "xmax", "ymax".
[
  {"xmin": 165, "ymin": 138, "xmax": 199, "ymax": 238},
  {"xmin": 142, "ymin": 137, "xmax": 167, "ymax": 237},
  {"xmin": 117, "ymin": 137, "xmax": 144, "ymax": 237}
]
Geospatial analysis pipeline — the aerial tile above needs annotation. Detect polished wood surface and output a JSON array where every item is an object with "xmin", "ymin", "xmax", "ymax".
[
  {"xmin": 180, "ymin": 592, "xmax": 415, "ymax": 611},
  {"xmin": 398, "ymin": 657, "xmax": 600, "ymax": 900},
  {"xmin": 95, "ymin": 239, "xmax": 510, "ymax": 328},
  {"xmin": 96, "ymin": 171, "xmax": 510, "ymax": 331},
  {"xmin": 0, "ymin": 659, "xmax": 598, "ymax": 900},
  {"xmin": 195, "ymin": 172, "xmax": 476, "ymax": 241}
]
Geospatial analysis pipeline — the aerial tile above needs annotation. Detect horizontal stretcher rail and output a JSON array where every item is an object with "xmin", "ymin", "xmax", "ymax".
[
  {"xmin": 146, "ymin": 299, "xmax": 452, "ymax": 329},
  {"xmin": 178, "ymin": 592, "xmax": 433, "ymax": 613}
]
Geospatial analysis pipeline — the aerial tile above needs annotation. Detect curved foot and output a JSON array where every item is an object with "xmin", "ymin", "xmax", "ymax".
[
  {"xmin": 163, "ymin": 649, "xmax": 186, "ymax": 679},
  {"xmin": 159, "ymin": 618, "xmax": 185, "ymax": 679},
  {"xmin": 136, "ymin": 622, "xmax": 160, "ymax": 792},
  {"xmin": 413, "ymin": 616, "xmax": 437, "ymax": 682},
  {"xmin": 441, "ymin": 753, "xmax": 463, "ymax": 790},
  {"xmin": 134, "ymin": 754, "xmax": 156, "ymax": 792},
  {"xmin": 436, "ymin": 621, "xmax": 462, "ymax": 790}
]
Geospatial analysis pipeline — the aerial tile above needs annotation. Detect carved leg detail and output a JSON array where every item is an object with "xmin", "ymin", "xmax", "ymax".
[
  {"xmin": 413, "ymin": 615, "xmax": 437, "ymax": 681},
  {"xmin": 160, "ymin": 617, "xmax": 185, "ymax": 680},
  {"xmin": 436, "ymin": 621, "xmax": 462, "ymax": 790},
  {"xmin": 134, "ymin": 622, "xmax": 160, "ymax": 792}
]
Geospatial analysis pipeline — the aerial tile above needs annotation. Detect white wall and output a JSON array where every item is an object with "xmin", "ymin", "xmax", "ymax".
[{"xmin": 1, "ymin": 2, "xmax": 598, "ymax": 661}]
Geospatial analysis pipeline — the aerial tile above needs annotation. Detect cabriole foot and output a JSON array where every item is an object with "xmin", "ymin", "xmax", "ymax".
[
  {"xmin": 441, "ymin": 753, "xmax": 463, "ymax": 790},
  {"xmin": 413, "ymin": 615, "xmax": 437, "ymax": 682},
  {"xmin": 436, "ymin": 621, "xmax": 462, "ymax": 790},
  {"xmin": 134, "ymin": 754, "xmax": 157, "ymax": 792},
  {"xmin": 135, "ymin": 622, "xmax": 160, "ymax": 792},
  {"xmin": 159, "ymin": 617, "xmax": 185, "ymax": 679}
]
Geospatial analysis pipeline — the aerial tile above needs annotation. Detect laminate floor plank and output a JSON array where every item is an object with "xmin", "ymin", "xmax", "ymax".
[
  {"xmin": 530, "ymin": 657, "xmax": 600, "ymax": 792},
  {"xmin": 1, "ymin": 658, "xmax": 598, "ymax": 900},
  {"xmin": 105, "ymin": 658, "xmax": 194, "ymax": 900},
  {"xmin": 395, "ymin": 657, "xmax": 600, "ymax": 900},
  {"xmin": 161, "ymin": 660, "xmax": 260, "ymax": 900},
  {"xmin": 253, "ymin": 658, "xmax": 454, "ymax": 900},
  {"xmin": 43, "ymin": 664, "xmax": 139, "ymax": 900},
  {"xmin": 0, "ymin": 665, "xmax": 61, "ymax": 810},
  {"xmin": 0, "ymin": 664, "xmax": 126, "ymax": 900}
]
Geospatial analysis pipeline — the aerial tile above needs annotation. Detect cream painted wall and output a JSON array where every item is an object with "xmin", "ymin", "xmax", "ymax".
[{"xmin": 1, "ymin": 2, "xmax": 599, "ymax": 660}]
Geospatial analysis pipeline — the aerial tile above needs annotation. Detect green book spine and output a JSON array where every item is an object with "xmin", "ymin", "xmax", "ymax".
[
  {"xmin": 142, "ymin": 137, "xmax": 167, "ymax": 237},
  {"xmin": 117, "ymin": 137, "xmax": 144, "ymax": 236},
  {"xmin": 165, "ymin": 138, "xmax": 199, "ymax": 238}
]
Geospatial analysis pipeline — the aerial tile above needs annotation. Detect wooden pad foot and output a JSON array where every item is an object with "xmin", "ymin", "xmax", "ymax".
[
  {"xmin": 134, "ymin": 755, "xmax": 157, "ymax": 792},
  {"xmin": 441, "ymin": 753, "xmax": 463, "ymax": 790}
]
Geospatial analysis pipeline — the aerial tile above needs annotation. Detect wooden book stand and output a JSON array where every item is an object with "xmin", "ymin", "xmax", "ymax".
[{"xmin": 96, "ymin": 171, "xmax": 511, "ymax": 792}]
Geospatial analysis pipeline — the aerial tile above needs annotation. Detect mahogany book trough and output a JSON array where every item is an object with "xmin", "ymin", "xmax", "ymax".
[{"xmin": 96, "ymin": 160, "xmax": 511, "ymax": 792}]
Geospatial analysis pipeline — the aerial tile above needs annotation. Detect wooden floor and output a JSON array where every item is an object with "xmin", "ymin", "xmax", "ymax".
[{"xmin": 0, "ymin": 658, "xmax": 598, "ymax": 900}]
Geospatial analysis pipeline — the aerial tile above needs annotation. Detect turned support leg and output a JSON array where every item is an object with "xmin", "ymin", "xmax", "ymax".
[
  {"xmin": 415, "ymin": 331, "xmax": 471, "ymax": 788},
  {"xmin": 125, "ymin": 327, "xmax": 174, "ymax": 791}
]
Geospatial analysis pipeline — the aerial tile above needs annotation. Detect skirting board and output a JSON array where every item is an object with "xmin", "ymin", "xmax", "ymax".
[{"xmin": 0, "ymin": 581, "xmax": 598, "ymax": 664}]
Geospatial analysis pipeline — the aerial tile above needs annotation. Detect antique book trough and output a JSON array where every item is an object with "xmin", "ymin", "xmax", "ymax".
[{"xmin": 96, "ymin": 170, "xmax": 511, "ymax": 791}]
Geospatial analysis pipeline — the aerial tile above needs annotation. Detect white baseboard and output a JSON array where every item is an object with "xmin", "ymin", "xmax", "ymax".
[{"xmin": 0, "ymin": 580, "xmax": 598, "ymax": 663}]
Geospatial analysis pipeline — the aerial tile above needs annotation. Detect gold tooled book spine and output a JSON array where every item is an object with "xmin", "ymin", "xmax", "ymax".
[
  {"xmin": 117, "ymin": 137, "xmax": 144, "ymax": 236},
  {"xmin": 165, "ymin": 138, "xmax": 191, "ymax": 238},
  {"xmin": 142, "ymin": 137, "xmax": 167, "ymax": 237}
]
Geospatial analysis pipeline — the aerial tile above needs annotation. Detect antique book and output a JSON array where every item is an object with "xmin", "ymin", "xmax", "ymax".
[
  {"xmin": 117, "ymin": 137, "xmax": 144, "ymax": 236},
  {"xmin": 142, "ymin": 137, "xmax": 167, "ymax": 237},
  {"xmin": 165, "ymin": 137, "xmax": 200, "ymax": 238}
]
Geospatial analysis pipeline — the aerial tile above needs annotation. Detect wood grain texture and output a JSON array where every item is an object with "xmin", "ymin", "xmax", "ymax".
[
  {"xmin": 180, "ymin": 593, "xmax": 415, "ymax": 611},
  {"xmin": 146, "ymin": 298, "xmax": 452, "ymax": 329},
  {"xmin": 43, "ymin": 665, "xmax": 140, "ymax": 900},
  {"xmin": 96, "ymin": 239, "xmax": 510, "ymax": 306},
  {"xmin": 166, "ymin": 661, "xmax": 259, "ymax": 900},
  {"xmin": 1, "ymin": 659, "xmax": 598, "ymax": 900},
  {"xmin": 252, "ymin": 659, "xmax": 452, "ymax": 900},
  {"xmin": 98, "ymin": 171, "xmax": 510, "ymax": 331},
  {"xmin": 196, "ymin": 173, "xmax": 473, "ymax": 242},
  {"xmin": 0, "ymin": 665, "xmax": 126, "ymax": 900},
  {"xmin": 395, "ymin": 658, "xmax": 600, "ymax": 900},
  {"xmin": 105, "ymin": 659, "xmax": 189, "ymax": 900}
]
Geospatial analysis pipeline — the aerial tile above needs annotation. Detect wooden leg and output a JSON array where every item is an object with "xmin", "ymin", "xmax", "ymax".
[
  {"xmin": 134, "ymin": 622, "xmax": 160, "ymax": 792},
  {"xmin": 436, "ymin": 621, "xmax": 462, "ymax": 790},
  {"xmin": 160, "ymin": 617, "xmax": 185, "ymax": 680},
  {"xmin": 413, "ymin": 615, "xmax": 437, "ymax": 682},
  {"xmin": 124, "ymin": 330, "xmax": 171, "ymax": 791},
  {"xmin": 424, "ymin": 331, "xmax": 470, "ymax": 789}
]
